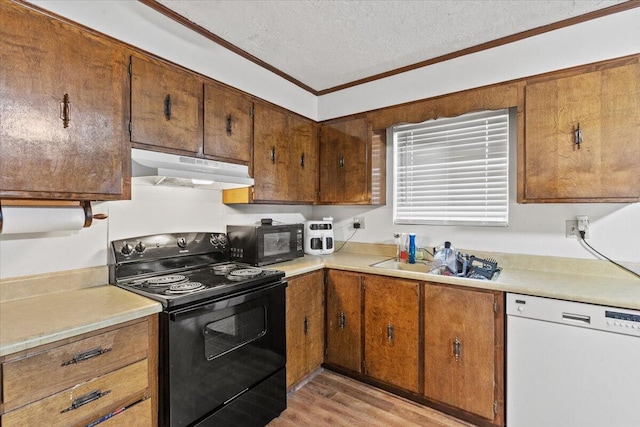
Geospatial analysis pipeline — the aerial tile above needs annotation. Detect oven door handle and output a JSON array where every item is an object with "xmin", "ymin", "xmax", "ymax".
[{"xmin": 168, "ymin": 281, "xmax": 286, "ymax": 321}]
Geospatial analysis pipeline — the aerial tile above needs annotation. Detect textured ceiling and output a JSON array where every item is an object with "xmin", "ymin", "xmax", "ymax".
[{"xmin": 156, "ymin": 0, "xmax": 625, "ymax": 91}]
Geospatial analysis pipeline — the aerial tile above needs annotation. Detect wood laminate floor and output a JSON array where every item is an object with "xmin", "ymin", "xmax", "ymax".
[{"xmin": 268, "ymin": 369, "xmax": 476, "ymax": 427}]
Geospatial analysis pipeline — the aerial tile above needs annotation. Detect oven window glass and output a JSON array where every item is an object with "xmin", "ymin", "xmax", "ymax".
[
  {"xmin": 263, "ymin": 232, "xmax": 290, "ymax": 257},
  {"xmin": 204, "ymin": 306, "xmax": 267, "ymax": 360}
]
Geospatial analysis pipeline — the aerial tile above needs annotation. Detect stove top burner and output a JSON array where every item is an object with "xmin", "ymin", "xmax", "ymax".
[
  {"xmin": 145, "ymin": 274, "xmax": 188, "ymax": 287},
  {"xmin": 166, "ymin": 282, "xmax": 206, "ymax": 294},
  {"xmin": 212, "ymin": 264, "xmax": 237, "ymax": 275},
  {"xmin": 227, "ymin": 268, "xmax": 263, "ymax": 281}
]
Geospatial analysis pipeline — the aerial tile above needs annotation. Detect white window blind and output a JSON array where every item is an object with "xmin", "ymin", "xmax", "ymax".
[{"xmin": 392, "ymin": 109, "xmax": 509, "ymax": 226}]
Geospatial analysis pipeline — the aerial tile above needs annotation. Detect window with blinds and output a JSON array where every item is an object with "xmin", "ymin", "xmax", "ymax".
[{"xmin": 392, "ymin": 109, "xmax": 509, "ymax": 226}]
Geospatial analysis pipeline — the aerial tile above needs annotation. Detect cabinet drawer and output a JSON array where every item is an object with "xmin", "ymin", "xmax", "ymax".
[
  {"xmin": 2, "ymin": 321, "xmax": 149, "ymax": 411},
  {"xmin": 1, "ymin": 359, "xmax": 148, "ymax": 427},
  {"xmin": 101, "ymin": 397, "xmax": 153, "ymax": 427}
]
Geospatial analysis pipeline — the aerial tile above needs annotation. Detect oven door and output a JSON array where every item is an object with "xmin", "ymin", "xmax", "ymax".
[{"xmin": 160, "ymin": 281, "xmax": 286, "ymax": 427}]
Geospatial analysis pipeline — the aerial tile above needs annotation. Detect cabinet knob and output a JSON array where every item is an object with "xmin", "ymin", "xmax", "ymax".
[
  {"xmin": 164, "ymin": 94, "xmax": 172, "ymax": 120},
  {"xmin": 59, "ymin": 93, "xmax": 70, "ymax": 128},
  {"xmin": 338, "ymin": 155, "xmax": 345, "ymax": 168},
  {"xmin": 453, "ymin": 337, "xmax": 461, "ymax": 361},
  {"xmin": 573, "ymin": 123, "xmax": 583, "ymax": 149},
  {"xmin": 226, "ymin": 114, "xmax": 233, "ymax": 135}
]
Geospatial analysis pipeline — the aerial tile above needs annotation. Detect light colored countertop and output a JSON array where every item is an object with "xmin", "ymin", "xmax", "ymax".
[
  {"xmin": 2, "ymin": 248, "xmax": 638, "ymax": 358},
  {"xmin": 0, "ymin": 268, "xmax": 162, "ymax": 357},
  {"xmin": 273, "ymin": 251, "xmax": 640, "ymax": 311}
]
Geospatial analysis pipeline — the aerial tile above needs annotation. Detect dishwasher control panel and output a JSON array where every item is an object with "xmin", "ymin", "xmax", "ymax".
[{"xmin": 507, "ymin": 293, "xmax": 640, "ymax": 337}]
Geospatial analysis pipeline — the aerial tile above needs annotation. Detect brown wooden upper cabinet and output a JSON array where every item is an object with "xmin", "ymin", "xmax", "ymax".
[
  {"xmin": 319, "ymin": 117, "xmax": 385, "ymax": 204},
  {"xmin": 0, "ymin": 1, "xmax": 129, "ymax": 200},
  {"xmin": 423, "ymin": 284, "xmax": 504, "ymax": 426},
  {"xmin": 130, "ymin": 55, "xmax": 202, "ymax": 154},
  {"xmin": 249, "ymin": 102, "xmax": 318, "ymax": 203},
  {"xmin": 203, "ymin": 83, "xmax": 253, "ymax": 164},
  {"xmin": 521, "ymin": 57, "xmax": 640, "ymax": 203}
]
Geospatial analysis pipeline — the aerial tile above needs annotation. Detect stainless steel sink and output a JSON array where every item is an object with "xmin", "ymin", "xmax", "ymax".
[
  {"xmin": 370, "ymin": 258, "xmax": 433, "ymax": 273},
  {"xmin": 370, "ymin": 258, "xmax": 501, "ymax": 281}
]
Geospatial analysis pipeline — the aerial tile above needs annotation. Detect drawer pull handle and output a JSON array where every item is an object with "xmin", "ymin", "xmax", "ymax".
[
  {"xmin": 387, "ymin": 322, "xmax": 394, "ymax": 341},
  {"xmin": 303, "ymin": 316, "xmax": 309, "ymax": 335},
  {"xmin": 339, "ymin": 312, "xmax": 346, "ymax": 330},
  {"xmin": 61, "ymin": 389, "xmax": 111, "ymax": 413},
  {"xmin": 62, "ymin": 347, "xmax": 112, "ymax": 366}
]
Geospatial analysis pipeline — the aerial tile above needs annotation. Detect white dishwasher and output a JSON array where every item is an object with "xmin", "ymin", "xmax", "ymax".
[{"xmin": 506, "ymin": 293, "xmax": 640, "ymax": 427}]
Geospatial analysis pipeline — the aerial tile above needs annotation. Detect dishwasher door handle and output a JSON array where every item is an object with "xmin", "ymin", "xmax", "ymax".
[{"xmin": 562, "ymin": 312, "xmax": 591, "ymax": 324}]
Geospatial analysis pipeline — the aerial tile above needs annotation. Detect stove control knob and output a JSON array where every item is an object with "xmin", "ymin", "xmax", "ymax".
[
  {"xmin": 120, "ymin": 243, "xmax": 134, "ymax": 256},
  {"xmin": 177, "ymin": 237, "xmax": 187, "ymax": 248},
  {"xmin": 134, "ymin": 241, "xmax": 146, "ymax": 254},
  {"xmin": 216, "ymin": 234, "xmax": 228, "ymax": 248},
  {"xmin": 209, "ymin": 234, "xmax": 219, "ymax": 245}
]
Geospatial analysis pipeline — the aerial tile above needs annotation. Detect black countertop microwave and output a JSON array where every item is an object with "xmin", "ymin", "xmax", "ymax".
[{"xmin": 227, "ymin": 223, "xmax": 304, "ymax": 266}]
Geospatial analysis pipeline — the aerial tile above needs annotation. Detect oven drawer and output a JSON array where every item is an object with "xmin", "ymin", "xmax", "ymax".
[
  {"xmin": 1, "ymin": 359, "xmax": 149, "ymax": 427},
  {"xmin": 2, "ymin": 321, "xmax": 149, "ymax": 411}
]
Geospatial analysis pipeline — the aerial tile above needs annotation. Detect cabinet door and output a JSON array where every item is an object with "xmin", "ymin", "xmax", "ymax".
[
  {"xmin": 363, "ymin": 275, "xmax": 419, "ymax": 392},
  {"xmin": 523, "ymin": 60, "xmax": 640, "ymax": 201},
  {"xmin": 423, "ymin": 284, "xmax": 501, "ymax": 422},
  {"xmin": 252, "ymin": 103, "xmax": 290, "ymax": 201},
  {"xmin": 130, "ymin": 55, "xmax": 202, "ymax": 153},
  {"xmin": 289, "ymin": 116, "xmax": 318, "ymax": 203},
  {"xmin": 325, "ymin": 270, "xmax": 362, "ymax": 373},
  {"xmin": 285, "ymin": 271, "xmax": 324, "ymax": 389},
  {"xmin": 319, "ymin": 117, "xmax": 370, "ymax": 204},
  {"xmin": 203, "ymin": 83, "xmax": 253, "ymax": 164},
  {"xmin": 0, "ymin": 2, "xmax": 127, "ymax": 199}
]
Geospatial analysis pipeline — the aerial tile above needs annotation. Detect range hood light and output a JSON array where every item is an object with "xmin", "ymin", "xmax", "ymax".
[{"xmin": 191, "ymin": 179, "xmax": 215, "ymax": 185}]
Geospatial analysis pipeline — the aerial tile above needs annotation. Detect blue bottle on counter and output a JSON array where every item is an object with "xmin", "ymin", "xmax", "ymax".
[{"xmin": 408, "ymin": 233, "xmax": 416, "ymax": 264}]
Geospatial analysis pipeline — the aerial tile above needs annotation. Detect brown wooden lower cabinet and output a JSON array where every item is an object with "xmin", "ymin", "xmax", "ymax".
[
  {"xmin": 322, "ymin": 269, "xmax": 505, "ymax": 427},
  {"xmin": 286, "ymin": 270, "xmax": 325, "ymax": 389},
  {"xmin": 423, "ymin": 283, "xmax": 505, "ymax": 426},
  {"xmin": 363, "ymin": 274, "xmax": 419, "ymax": 393},
  {"xmin": 325, "ymin": 270, "xmax": 363, "ymax": 373},
  {"xmin": 0, "ymin": 316, "xmax": 158, "ymax": 427}
]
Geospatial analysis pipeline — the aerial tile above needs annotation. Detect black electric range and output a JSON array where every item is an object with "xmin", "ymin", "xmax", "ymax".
[
  {"xmin": 109, "ymin": 232, "xmax": 285, "ymax": 309},
  {"xmin": 109, "ymin": 232, "xmax": 287, "ymax": 427}
]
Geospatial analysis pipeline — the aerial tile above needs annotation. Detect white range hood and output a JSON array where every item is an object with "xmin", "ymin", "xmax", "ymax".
[{"xmin": 131, "ymin": 148, "xmax": 254, "ymax": 190}]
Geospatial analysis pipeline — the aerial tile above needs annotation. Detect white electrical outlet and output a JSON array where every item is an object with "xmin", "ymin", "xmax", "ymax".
[
  {"xmin": 353, "ymin": 217, "xmax": 365, "ymax": 229},
  {"xmin": 577, "ymin": 215, "xmax": 589, "ymax": 232},
  {"xmin": 566, "ymin": 219, "xmax": 589, "ymax": 238}
]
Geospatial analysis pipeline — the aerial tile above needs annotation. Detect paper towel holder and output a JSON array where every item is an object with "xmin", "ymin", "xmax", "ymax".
[{"xmin": 0, "ymin": 200, "xmax": 107, "ymax": 234}]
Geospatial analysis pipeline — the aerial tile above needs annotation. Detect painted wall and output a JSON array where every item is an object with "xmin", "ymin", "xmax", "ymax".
[{"xmin": 0, "ymin": 183, "xmax": 311, "ymax": 279}]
